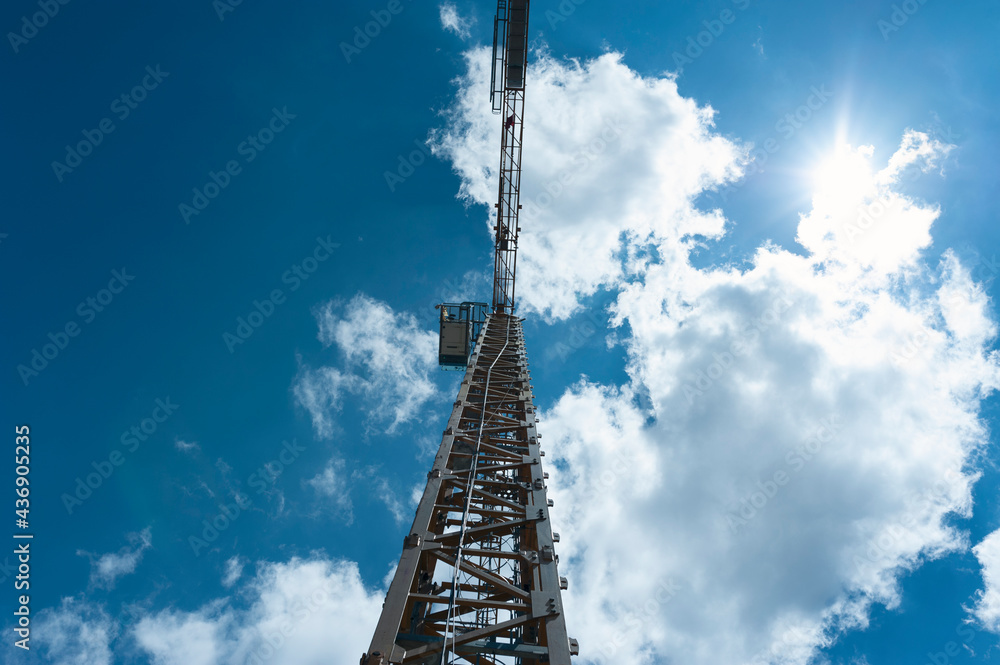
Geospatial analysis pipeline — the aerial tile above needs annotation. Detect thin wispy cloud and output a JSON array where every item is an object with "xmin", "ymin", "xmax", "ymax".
[
  {"xmin": 306, "ymin": 457, "xmax": 354, "ymax": 524},
  {"xmin": 222, "ymin": 556, "xmax": 245, "ymax": 589},
  {"xmin": 293, "ymin": 294, "xmax": 440, "ymax": 438},
  {"xmin": 175, "ymin": 439, "xmax": 200, "ymax": 454},
  {"xmin": 439, "ymin": 2, "xmax": 473, "ymax": 40},
  {"xmin": 77, "ymin": 528, "xmax": 153, "ymax": 590}
]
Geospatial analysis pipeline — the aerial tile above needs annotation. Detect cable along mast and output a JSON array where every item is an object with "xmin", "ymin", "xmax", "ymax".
[{"xmin": 362, "ymin": 2, "xmax": 576, "ymax": 664}]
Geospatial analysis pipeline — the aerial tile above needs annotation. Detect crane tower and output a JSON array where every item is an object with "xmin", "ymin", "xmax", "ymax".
[{"xmin": 361, "ymin": 2, "xmax": 577, "ymax": 664}]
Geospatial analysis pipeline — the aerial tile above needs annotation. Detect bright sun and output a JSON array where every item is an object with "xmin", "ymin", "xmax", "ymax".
[{"xmin": 810, "ymin": 144, "xmax": 875, "ymax": 203}]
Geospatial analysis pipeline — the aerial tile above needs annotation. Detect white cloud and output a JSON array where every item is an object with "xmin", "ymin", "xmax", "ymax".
[
  {"xmin": 439, "ymin": 2, "xmax": 473, "ymax": 39},
  {"xmin": 796, "ymin": 131, "xmax": 953, "ymax": 275},
  {"xmin": 78, "ymin": 527, "xmax": 153, "ymax": 590},
  {"xmin": 134, "ymin": 607, "xmax": 226, "ymax": 665},
  {"xmin": 409, "ymin": 481, "xmax": 424, "ymax": 508},
  {"xmin": 370, "ymin": 474, "xmax": 407, "ymax": 525},
  {"xmin": 292, "ymin": 366, "xmax": 355, "ymax": 440},
  {"xmin": 540, "ymin": 145, "xmax": 998, "ymax": 663},
  {"xmin": 305, "ymin": 458, "xmax": 410, "ymax": 526},
  {"xmin": 33, "ymin": 597, "xmax": 115, "ymax": 665},
  {"xmin": 222, "ymin": 556, "xmax": 245, "ymax": 588},
  {"xmin": 306, "ymin": 458, "xmax": 354, "ymax": 524},
  {"xmin": 293, "ymin": 294, "xmax": 440, "ymax": 438},
  {"xmin": 431, "ymin": 48, "xmax": 744, "ymax": 318},
  {"xmin": 133, "ymin": 557, "xmax": 383, "ymax": 665},
  {"xmin": 29, "ymin": 557, "xmax": 383, "ymax": 665},
  {"xmin": 433, "ymin": 46, "xmax": 999, "ymax": 665},
  {"xmin": 971, "ymin": 528, "xmax": 1000, "ymax": 632},
  {"xmin": 175, "ymin": 439, "xmax": 200, "ymax": 454}
]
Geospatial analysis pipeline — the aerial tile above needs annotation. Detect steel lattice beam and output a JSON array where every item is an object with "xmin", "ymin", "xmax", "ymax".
[
  {"xmin": 364, "ymin": 314, "xmax": 574, "ymax": 665},
  {"xmin": 491, "ymin": 0, "xmax": 529, "ymax": 315}
]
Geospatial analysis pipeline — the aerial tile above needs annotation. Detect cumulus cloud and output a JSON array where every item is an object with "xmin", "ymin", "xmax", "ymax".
[
  {"xmin": 439, "ymin": 2, "xmax": 473, "ymax": 39},
  {"xmin": 78, "ymin": 527, "xmax": 153, "ymax": 590},
  {"xmin": 134, "ymin": 608, "xmax": 225, "ymax": 665},
  {"xmin": 971, "ymin": 528, "xmax": 1000, "ymax": 632},
  {"xmin": 796, "ymin": 130, "xmax": 953, "ymax": 275},
  {"xmin": 293, "ymin": 294, "xmax": 440, "ymax": 438},
  {"xmin": 540, "ymin": 143, "xmax": 997, "ymax": 663},
  {"xmin": 32, "ymin": 598, "xmax": 116, "ymax": 665},
  {"xmin": 435, "ymin": 46, "xmax": 999, "ymax": 664},
  {"xmin": 431, "ymin": 47, "xmax": 744, "ymax": 318},
  {"xmin": 133, "ymin": 557, "xmax": 383, "ymax": 665}
]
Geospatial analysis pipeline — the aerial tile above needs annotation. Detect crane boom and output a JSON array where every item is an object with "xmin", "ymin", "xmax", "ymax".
[{"xmin": 491, "ymin": 0, "xmax": 528, "ymax": 314}]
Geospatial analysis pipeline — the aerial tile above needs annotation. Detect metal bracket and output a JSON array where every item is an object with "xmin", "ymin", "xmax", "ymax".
[{"xmin": 531, "ymin": 591, "xmax": 560, "ymax": 618}]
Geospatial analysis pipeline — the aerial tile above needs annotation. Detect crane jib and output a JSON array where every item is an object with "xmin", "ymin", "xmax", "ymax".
[{"xmin": 491, "ymin": 0, "xmax": 529, "ymax": 315}]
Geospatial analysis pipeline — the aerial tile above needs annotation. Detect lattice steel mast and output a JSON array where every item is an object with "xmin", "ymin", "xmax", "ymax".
[{"xmin": 362, "ymin": 2, "xmax": 576, "ymax": 664}]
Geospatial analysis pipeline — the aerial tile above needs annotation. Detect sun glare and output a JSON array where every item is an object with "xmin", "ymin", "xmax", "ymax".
[{"xmin": 810, "ymin": 144, "xmax": 874, "ymax": 203}]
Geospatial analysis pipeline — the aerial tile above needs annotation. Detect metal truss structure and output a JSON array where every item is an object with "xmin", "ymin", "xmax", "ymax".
[
  {"xmin": 364, "ymin": 314, "xmax": 576, "ymax": 665},
  {"xmin": 363, "ymin": 2, "xmax": 575, "ymax": 663},
  {"xmin": 491, "ymin": 0, "xmax": 528, "ymax": 315}
]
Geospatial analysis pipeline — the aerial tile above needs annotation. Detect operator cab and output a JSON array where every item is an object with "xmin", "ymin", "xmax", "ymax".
[{"xmin": 436, "ymin": 302, "xmax": 488, "ymax": 369}]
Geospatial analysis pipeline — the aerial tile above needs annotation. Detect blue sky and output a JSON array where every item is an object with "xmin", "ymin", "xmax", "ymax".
[{"xmin": 2, "ymin": 1, "xmax": 1000, "ymax": 664}]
